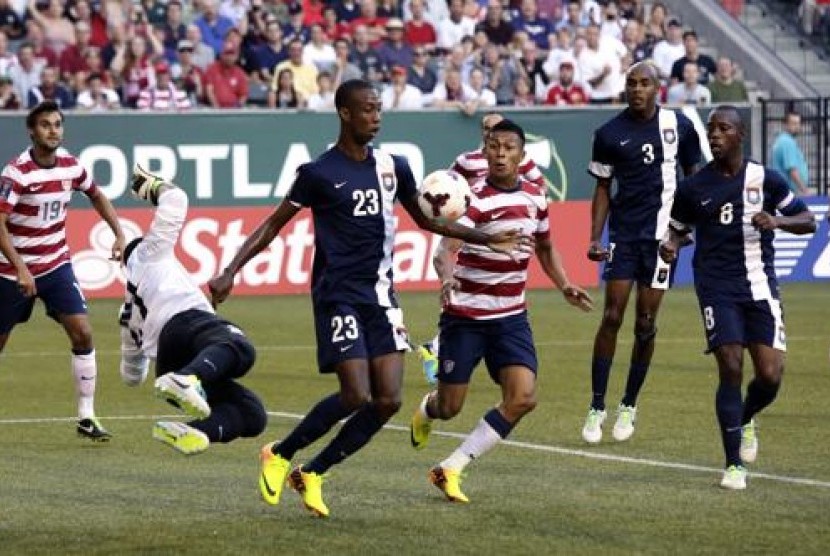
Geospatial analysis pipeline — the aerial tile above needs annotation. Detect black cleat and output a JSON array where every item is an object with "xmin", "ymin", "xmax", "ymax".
[{"xmin": 77, "ymin": 418, "xmax": 112, "ymax": 442}]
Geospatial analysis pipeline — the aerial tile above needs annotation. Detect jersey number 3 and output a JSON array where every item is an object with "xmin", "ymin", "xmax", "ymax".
[
  {"xmin": 353, "ymin": 189, "xmax": 380, "ymax": 216},
  {"xmin": 642, "ymin": 144, "xmax": 655, "ymax": 164}
]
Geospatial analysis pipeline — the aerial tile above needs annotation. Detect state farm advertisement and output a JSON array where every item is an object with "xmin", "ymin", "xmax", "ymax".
[{"xmin": 66, "ymin": 202, "xmax": 597, "ymax": 298}]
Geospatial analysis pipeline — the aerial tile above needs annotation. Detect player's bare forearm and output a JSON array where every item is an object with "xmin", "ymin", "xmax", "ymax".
[
  {"xmin": 535, "ymin": 238, "xmax": 568, "ymax": 289},
  {"xmin": 768, "ymin": 210, "xmax": 816, "ymax": 235},
  {"xmin": 224, "ymin": 199, "xmax": 299, "ymax": 276},
  {"xmin": 589, "ymin": 178, "xmax": 611, "ymax": 243},
  {"xmin": 433, "ymin": 237, "xmax": 462, "ymax": 283},
  {"xmin": 89, "ymin": 189, "xmax": 125, "ymax": 260}
]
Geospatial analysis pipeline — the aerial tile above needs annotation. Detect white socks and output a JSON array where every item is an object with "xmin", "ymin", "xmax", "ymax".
[
  {"xmin": 440, "ymin": 416, "xmax": 502, "ymax": 472},
  {"xmin": 72, "ymin": 350, "xmax": 97, "ymax": 419}
]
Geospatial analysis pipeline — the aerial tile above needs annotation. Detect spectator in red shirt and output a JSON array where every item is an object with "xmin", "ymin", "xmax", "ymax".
[
  {"xmin": 405, "ymin": 0, "xmax": 437, "ymax": 49},
  {"xmin": 204, "ymin": 43, "xmax": 249, "ymax": 108},
  {"xmin": 350, "ymin": 0, "xmax": 389, "ymax": 47},
  {"xmin": 321, "ymin": 5, "xmax": 352, "ymax": 41},
  {"xmin": 303, "ymin": 0, "xmax": 327, "ymax": 27},
  {"xmin": 544, "ymin": 60, "xmax": 589, "ymax": 105},
  {"xmin": 70, "ymin": 0, "xmax": 109, "ymax": 48},
  {"xmin": 59, "ymin": 22, "xmax": 93, "ymax": 83}
]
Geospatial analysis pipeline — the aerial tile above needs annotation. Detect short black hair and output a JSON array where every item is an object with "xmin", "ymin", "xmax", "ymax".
[
  {"xmin": 334, "ymin": 79, "xmax": 375, "ymax": 110},
  {"xmin": 123, "ymin": 237, "xmax": 143, "ymax": 264},
  {"xmin": 710, "ymin": 104, "xmax": 745, "ymax": 133},
  {"xmin": 489, "ymin": 119, "xmax": 525, "ymax": 147},
  {"xmin": 683, "ymin": 30, "xmax": 698, "ymax": 41},
  {"xmin": 26, "ymin": 100, "xmax": 63, "ymax": 129}
]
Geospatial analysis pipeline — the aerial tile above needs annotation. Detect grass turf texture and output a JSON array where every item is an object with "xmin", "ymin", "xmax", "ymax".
[{"xmin": 0, "ymin": 284, "xmax": 828, "ymax": 555}]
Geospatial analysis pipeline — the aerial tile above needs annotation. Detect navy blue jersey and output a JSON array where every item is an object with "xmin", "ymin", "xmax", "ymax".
[
  {"xmin": 671, "ymin": 160, "xmax": 807, "ymax": 302},
  {"xmin": 288, "ymin": 146, "xmax": 418, "ymax": 307},
  {"xmin": 588, "ymin": 107, "xmax": 702, "ymax": 242}
]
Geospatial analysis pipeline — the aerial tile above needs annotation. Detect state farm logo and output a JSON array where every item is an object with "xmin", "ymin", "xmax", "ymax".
[{"xmin": 71, "ymin": 219, "xmax": 143, "ymax": 290}]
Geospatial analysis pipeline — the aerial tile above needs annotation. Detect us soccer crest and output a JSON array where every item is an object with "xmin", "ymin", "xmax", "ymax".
[
  {"xmin": 746, "ymin": 188, "xmax": 761, "ymax": 205},
  {"xmin": 382, "ymin": 172, "xmax": 395, "ymax": 192},
  {"xmin": 0, "ymin": 177, "xmax": 13, "ymax": 200},
  {"xmin": 662, "ymin": 129, "xmax": 676, "ymax": 144},
  {"xmin": 442, "ymin": 359, "xmax": 455, "ymax": 374},
  {"xmin": 62, "ymin": 179, "xmax": 72, "ymax": 191}
]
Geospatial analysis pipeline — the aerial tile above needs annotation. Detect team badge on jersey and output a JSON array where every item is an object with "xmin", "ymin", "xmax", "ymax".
[
  {"xmin": 746, "ymin": 187, "xmax": 761, "ymax": 205},
  {"xmin": 0, "ymin": 177, "xmax": 12, "ymax": 200},
  {"xmin": 382, "ymin": 172, "xmax": 395, "ymax": 192},
  {"xmin": 662, "ymin": 129, "xmax": 676, "ymax": 144},
  {"xmin": 62, "ymin": 179, "xmax": 72, "ymax": 191},
  {"xmin": 657, "ymin": 268, "xmax": 668, "ymax": 284},
  {"xmin": 442, "ymin": 359, "xmax": 455, "ymax": 374}
]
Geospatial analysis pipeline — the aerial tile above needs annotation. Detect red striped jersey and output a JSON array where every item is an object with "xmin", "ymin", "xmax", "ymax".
[
  {"xmin": 0, "ymin": 148, "xmax": 97, "ymax": 278},
  {"xmin": 136, "ymin": 85, "xmax": 192, "ymax": 111},
  {"xmin": 450, "ymin": 148, "xmax": 546, "ymax": 189},
  {"xmin": 444, "ymin": 177, "xmax": 550, "ymax": 320}
]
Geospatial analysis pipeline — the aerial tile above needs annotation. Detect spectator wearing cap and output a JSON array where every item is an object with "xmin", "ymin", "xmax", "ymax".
[
  {"xmin": 194, "ymin": 0, "xmax": 235, "ymax": 57},
  {"xmin": 8, "ymin": 42, "xmax": 44, "ymax": 104},
  {"xmin": 59, "ymin": 22, "xmax": 93, "ymax": 84},
  {"xmin": 303, "ymin": 24, "xmax": 336, "ymax": 73},
  {"xmin": 185, "ymin": 24, "xmax": 217, "ymax": 71},
  {"xmin": 349, "ymin": 25, "xmax": 384, "ymax": 82},
  {"xmin": 273, "ymin": 38, "xmax": 318, "ymax": 98},
  {"xmin": 283, "ymin": 2, "xmax": 310, "ymax": 46},
  {"xmin": 331, "ymin": 38, "xmax": 362, "ymax": 87},
  {"xmin": 666, "ymin": 61, "xmax": 711, "ymax": 106},
  {"xmin": 476, "ymin": 0, "xmax": 513, "ymax": 47},
  {"xmin": 350, "ymin": 0, "xmax": 389, "ymax": 47},
  {"xmin": 27, "ymin": 0, "xmax": 76, "ymax": 54},
  {"xmin": 651, "ymin": 17, "xmax": 684, "ymax": 82},
  {"xmin": 0, "ymin": 73, "xmax": 20, "ymax": 109},
  {"xmin": 669, "ymin": 30, "xmax": 716, "ymax": 85},
  {"xmin": 161, "ymin": 1, "xmax": 187, "ymax": 53},
  {"xmin": 381, "ymin": 65, "xmax": 423, "ymax": 109},
  {"xmin": 137, "ymin": 60, "xmax": 191, "ymax": 110},
  {"xmin": 25, "ymin": 20, "xmax": 59, "ymax": 68},
  {"xmin": 376, "ymin": 18, "xmax": 414, "ymax": 73},
  {"xmin": 436, "ymin": 0, "xmax": 476, "ymax": 51},
  {"xmin": 171, "ymin": 40, "xmax": 205, "ymax": 105},
  {"xmin": 0, "ymin": 0, "xmax": 25, "ymax": 40},
  {"xmin": 76, "ymin": 72, "xmax": 120, "ymax": 111},
  {"xmin": 204, "ymin": 43, "xmax": 248, "ymax": 107},
  {"xmin": 512, "ymin": 0, "xmax": 554, "ymax": 51},
  {"xmin": 543, "ymin": 59, "xmax": 588, "ymax": 105},
  {"xmin": 254, "ymin": 20, "xmax": 288, "ymax": 82},
  {"xmin": 306, "ymin": 70, "xmax": 335, "ymax": 110},
  {"xmin": 335, "ymin": 0, "xmax": 361, "ymax": 23},
  {"xmin": 70, "ymin": 0, "xmax": 109, "ymax": 48},
  {"xmin": 407, "ymin": 45, "xmax": 437, "ymax": 95},
  {"xmin": 0, "ymin": 30, "xmax": 16, "ymax": 76},
  {"xmin": 404, "ymin": 0, "xmax": 437, "ymax": 49},
  {"xmin": 27, "ymin": 65, "xmax": 74, "ymax": 108},
  {"xmin": 707, "ymin": 56, "xmax": 747, "ymax": 103}
]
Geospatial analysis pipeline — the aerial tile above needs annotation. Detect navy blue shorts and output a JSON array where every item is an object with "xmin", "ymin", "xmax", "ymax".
[
  {"xmin": 436, "ymin": 312, "xmax": 537, "ymax": 385},
  {"xmin": 0, "ymin": 263, "xmax": 87, "ymax": 334},
  {"xmin": 603, "ymin": 240, "xmax": 674, "ymax": 289},
  {"xmin": 312, "ymin": 302, "xmax": 410, "ymax": 373},
  {"xmin": 697, "ymin": 296, "xmax": 786, "ymax": 353}
]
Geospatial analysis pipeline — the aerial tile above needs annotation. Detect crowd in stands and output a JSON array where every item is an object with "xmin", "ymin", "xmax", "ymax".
[{"xmin": 0, "ymin": 0, "xmax": 751, "ymax": 112}]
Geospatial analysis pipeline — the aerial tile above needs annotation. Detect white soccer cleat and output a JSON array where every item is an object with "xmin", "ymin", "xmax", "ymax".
[
  {"xmin": 154, "ymin": 373, "xmax": 211, "ymax": 419},
  {"xmin": 719, "ymin": 465, "xmax": 748, "ymax": 490},
  {"xmin": 131, "ymin": 164, "xmax": 164, "ymax": 205},
  {"xmin": 612, "ymin": 404, "xmax": 637, "ymax": 442},
  {"xmin": 740, "ymin": 419, "xmax": 758, "ymax": 464},
  {"xmin": 581, "ymin": 408, "xmax": 607, "ymax": 444}
]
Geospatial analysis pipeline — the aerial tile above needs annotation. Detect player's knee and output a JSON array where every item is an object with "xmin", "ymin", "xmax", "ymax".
[
  {"xmin": 434, "ymin": 395, "xmax": 463, "ymax": 420},
  {"xmin": 373, "ymin": 395, "xmax": 402, "ymax": 420},
  {"xmin": 67, "ymin": 323, "xmax": 94, "ymax": 350},
  {"xmin": 230, "ymin": 337, "xmax": 257, "ymax": 377},
  {"xmin": 634, "ymin": 314, "xmax": 657, "ymax": 345},
  {"xmin": 756, "ymin": 361, "xmax": 784, "ymax": 387},
  {"xmin": 239, "ymin": 395, "xmax": 268, "ymax": 438},
  {"xmin": 601, "ymin": 308, "xmax": 625, "ymax": 331},
  {"xmin": 339, "ymin": 389, "xmax": 371, "ymax": 412},
  {"xmin": 504, "ymin": 393, "xmax": 537, "ymax": 418}
]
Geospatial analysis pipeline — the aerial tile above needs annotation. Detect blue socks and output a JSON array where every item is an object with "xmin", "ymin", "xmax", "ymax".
[
  {"xmin": 742, "ymin": 379, "xmax": 780, "ymax": 426},
  {"xmin": 273, "ymin": 394, "xmax": 350, "ymax": 460},
  {"xmin": 304, "ymin": 404, "xmax": 386, "ymax": 474},
  {"xmin": 621, "ymin": 361, "xmax": 650, "ymax": 407},
  {"xmin": 591, "ymin": 356, "xmax": 613, "ymax": 410},
  {"xmin": 715, "ymin": 383, "xmax": 744, "ymax": 467}
]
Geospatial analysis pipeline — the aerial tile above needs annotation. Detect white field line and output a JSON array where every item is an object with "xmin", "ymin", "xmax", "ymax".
[
  {"xmin": 1, "ymin": 411, "xmax": 828, "ymax": 490},
  {"xmin": 0, "ymin": 335, "xmax": 826, "ymax": 359}
]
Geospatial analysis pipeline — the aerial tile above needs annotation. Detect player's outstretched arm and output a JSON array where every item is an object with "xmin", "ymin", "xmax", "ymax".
[
  {"xmin": 434, "ymin": 237, "xmax": 463, "ymax": 306},
  {"xmin": 536, "ymin": 236, "xmax": 593, "ymax": 312},
  {"xmin": 752, "ymin": 209, "xmax": 816, "ymax": 235},
  {"xmin": 209, "ymin": 199, "xmax": 300, "ymax": 306},
  {"xmin": 87, "ymin": 188, "xmax": 126, "ymax": 262},
  {"xmin": 0, "ymin": 212, "xmax": 35, "ymax": 296},
  {"xmin": 587, "ymin": 178, "xmax": 612, "ymax": 262}
]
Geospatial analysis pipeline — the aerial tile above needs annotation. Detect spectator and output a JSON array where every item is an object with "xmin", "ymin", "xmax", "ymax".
[
  {"xmin": 0, "ymin": 0, "xmax": 25, "ymax": 40},
  {"xmin": 578, "ymin": 24, "xmax": 621, "ymax": 104},
  {"xmin": 405, "ymin": 0, "xmax": 437, "ymax": 49},
  {"xmin": 306, "ymin": 71, "xmax": 335, "ymax": 110},
  {"xmin": 70, "ymin": 0, "xmax": 109, "ymax": 48},
  {"xmin": 274, "ymin": 39, "xmax": 318, "ymax": 97},
  {"xmin": 463, "ymin": 0, "xmax": 485, "ymax": 21},
  {"xmin": 402, "ymin": 0, "xmax": 449, "ymax": 27},
  {"xmin": 27, "ymin": 0, "xmax": 76, "ymax": 54},
  {"xmin": 137, "ymin": 61, "xmax": 191, "ymax": 110},
  {"xmin": 59, "ymin": 22, "xmax": 93, "ymax": 84},
  {"xmin": 27, "ymin": 65, "xmax": 74, "ymax": 108},
  {"xmin": 331, "ymin": 38, "xmax": 362, "ymax": 87},
  {"xmin": 350, "ymin": 0, "xmax": 389, "ymax": 47},
  {"xmin": 112, "ymin": 35, "xmax": 156, "ymax": 108},
  {"xmin": 477, "ymin": 0, "xmax": 513, "ymax": 46},
  {"xmin": 349, "ymin": 25, "xmax": 384, "ymax": 82},
  {"xmin": 101, "ymin": 22, "xmax": 127, "ymax": 70},
  {"xmin": 75, "ymin": 72, "xmax": 120, "ymax": 111},
  {"xmin": 407, "ymin": 46, "xmax": 437, "ymax": 96},
  {"xmin": 376, "ymin": 18, "xmax": 414, "ymax": 72},
  {"xmin": 0, "ymin": 30, "xmax": 16, "ymax": 76},
  {"xmin": 666, "ymin": 62, "xmax": 711, "ymax": 105},
  {"xmin": 204, "ymin": 43, "xmax": 249, "ymax": 107},
  {"xmin": 600, "ymin": 1, "xmax": 626, "ymax": 41},
  {"xmin": 161, "ymin": 1, "xmax": 187, "ymax": 54},
  {"xmin": 771, "ymin": 111, "xmax": 810, "ymax": 195},
  {"xmin": 544, "ymin": 59, "xmax": 589, "ymax": 105},
  {"xmin": 185, "ymin": 24, "xmax": 216, "ymax": 71},
  {"xmin": 77, "ymin": 46, "xmax": 115, "ymax": 90},
  {"xmin": 378, "ymin": 0, "xmax": 402, "ymax": 18},
  {"xmin": 140, "ymin": 0, "xmax": 168, "ymax": 25},
  {"xmin": 517, "ymin": 39, "xmax": 548, "ymax": 101},
  {"xmin": 254, "ymin": 20, "xmax": 288, "ymax": 82},
  {"xmin": 8, "ymin": 42, "xmax": 44, "ymax": 104},
  {"xmin": 644, "ymin": 1, "xmax": 668, "ymax": 40},
  {"xmin": 441, "ymin": 43, "xmax": 474, "ymax": 83},
  {"xmin": 303, "ymin": 24, "xmax": 336, "ymax": 72},
  {"xmin": 436, "ymin": 0, "xmax": 476, "ymax": 51},
  {"xmin": 321, "ymin": 5, "xmax": 351, "ymax": 42},
  {"xmin": 25, "ymin": 20, "xmax": 59, "ymax": 68},
  {"xmin": 556, "ymin": 0, "xmax": 587, "ymax": 33},
  {"xmin": 512, "ymin": 75, "xmax": 535, "ymax": 106},
  {"xmin": 510, "ymin": 0, "xmax": 554, "ymax": 51},
  {"xmin": 267, "ymin": 67, "xmax": 305, "ymax": 108},
  {"xmin": 464, "ymin": 66, "xmax": 496, "ymax": 112},
  {"xmin": 171, "ymin": 39, "xmax": 205, "ymax": 105},
  {"xmin": 335, "ymin": 0, "xmax": 362, "ymax": 23},
  {"xmin": 220, "ymin": 0, "xmax": 250, "ymax": 26},
  {"xmin": 0, "ymin": 73, "xmax": 20, "ymax": 109},
  {"xmin": 431, "ymin": 67, "xmax": 475, "ymax": 108},
  {"xmin": 651, "ymin": 16, "xmax": 684, "ymax": 82},
  {"xmin": 621, "ymin": 20, "xmax": 649, "ymax": 63},
  {"xmin": 669, "ymin": 30, "xmax": 716, "ymax": 85},
  {"xmin": 303, "ymin": 0, "xmax": 328, "ymax": 27},
  {"xmin": 707, "ymin": 56, "xmax": 748, "ymax": 103},
  {"xmin": 194, "ymin": 0, "xmax": 235, "ymax": 57},
  {"xmin": 381, "ymin": 64, "xmax": 423, "ymax": 109},
  {"xmin": 543, "ymin": 26, "xmax": 575, "ymax": 82},
  {"xmin": 283, "ymin": 2, "xmax": 310, "ymax": 45}
]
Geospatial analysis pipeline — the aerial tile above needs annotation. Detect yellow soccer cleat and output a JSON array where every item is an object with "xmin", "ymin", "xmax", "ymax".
[
  {"xmin": 410, "ymin": 396, "xmax": 433, "ymax": 450},
  {"xmin": 287, "ymin": 466, "xmax": 330, "ymax": 518},
  {"xmin": 429, "ymin": 466, "xmax": 469, "ymax": 503},
  {"xmin": 152, "ymin": 421, "xmax": 209, "ymax": 455},
  {"xmin": 259, "ymin": 443, "xmax": 291, "ymax": 506}
]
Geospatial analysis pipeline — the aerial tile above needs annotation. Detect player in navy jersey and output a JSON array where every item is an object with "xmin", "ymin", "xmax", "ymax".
[
  {"xmin": 660, "ymin": 106, "xmax": 815, "ymax": 490},
  {"xmin": 409, "ymin": 120, "xmax": 593, "ymax": 503},
  {"xmin": 208, "ymin": 80, "xmax": 531, "ymax": 518},
  {"xmin": 582, "ymin": 62, "xmax": 702, "ymax": 444}
]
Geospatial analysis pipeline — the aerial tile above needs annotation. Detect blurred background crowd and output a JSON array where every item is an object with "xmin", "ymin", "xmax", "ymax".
[{"xmin": 0, "ymin": 0, "xmax": 759, "ymax": 112}]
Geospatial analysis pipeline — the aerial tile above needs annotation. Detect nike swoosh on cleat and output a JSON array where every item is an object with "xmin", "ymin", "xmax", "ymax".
[
  {"xmin": 78, "ymin": 424, "xmax": 95, "ymax": 434},
  {"xmin": 170, "ymin": 377, "xmax": 192, "ymax": 389},
  {"xmin": 261, "ymin": 473, "xmax": 277, "ymax": 497}
]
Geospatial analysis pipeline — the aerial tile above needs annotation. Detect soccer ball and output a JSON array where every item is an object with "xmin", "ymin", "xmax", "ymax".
[{"xmin": 417, "ymin": 170, "xmax": 471, "ymax": 223}]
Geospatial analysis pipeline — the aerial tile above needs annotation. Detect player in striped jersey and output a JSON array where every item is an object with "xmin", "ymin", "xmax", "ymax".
[
  {"xmin": 0, "ymin": 101, "xmax": 125, "ymax": 441},
  {"xmin": 409, "ymin": 120, "xmax": 593, "ymax": 503},
  {"xmin": 660, "ymin": 106, "xmax": 815, "ymax": 490}
]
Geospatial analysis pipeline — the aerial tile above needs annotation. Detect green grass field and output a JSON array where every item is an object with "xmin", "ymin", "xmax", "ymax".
[{"xmin": 1, "ymin": 283, "xmax": 829, "ymax": 555}]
